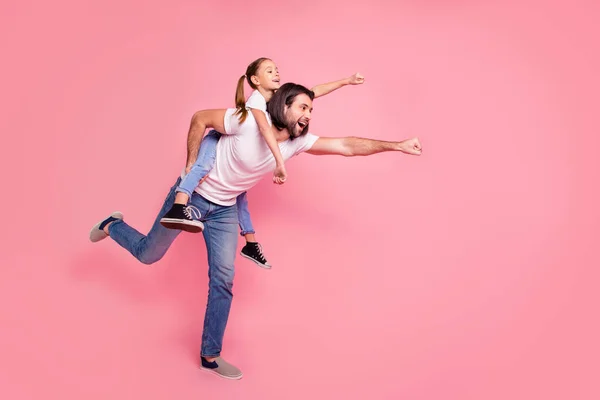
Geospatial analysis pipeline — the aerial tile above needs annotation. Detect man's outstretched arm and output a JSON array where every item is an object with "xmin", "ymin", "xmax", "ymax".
[
  {"xmin": 186, "ymin": 109, "xmax": 227, "ymax": 170},
  {"xmin": 306, "ymin": 136, "xmax": 422, "ymax": 157}
]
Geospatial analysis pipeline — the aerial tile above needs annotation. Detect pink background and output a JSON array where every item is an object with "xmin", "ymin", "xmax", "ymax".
[{"xmin": 1, "ymin": 0, "xmax": 599, "ymax": 398}]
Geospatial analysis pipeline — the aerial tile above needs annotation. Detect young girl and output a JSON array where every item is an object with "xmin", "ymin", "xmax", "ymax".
[{"xmin": 160, "ymin": 57, "xmax": 364, "ymax": 268}]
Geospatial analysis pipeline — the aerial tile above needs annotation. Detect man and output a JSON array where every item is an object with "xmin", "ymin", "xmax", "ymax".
[{"xmin": 89, "ymin": 83, "xmax": 422, "ymax": 380}]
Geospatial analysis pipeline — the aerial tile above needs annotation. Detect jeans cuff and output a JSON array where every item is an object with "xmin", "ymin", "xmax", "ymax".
[
  {"xmin": 107, "ymin": 219, "xmax": 124, "ymax": 234},
  {"xmin": 239, "ymin": 230, "xmax": 255, "ymax": 236},
  {"xmin": 175, "ymin": 187, "xmax": 192, "ymax": 197}
]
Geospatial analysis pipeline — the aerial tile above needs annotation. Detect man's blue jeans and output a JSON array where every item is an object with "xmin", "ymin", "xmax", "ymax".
[{"xmin": 108, "ymin": 178, "xmax": 238, "ymax": 357}]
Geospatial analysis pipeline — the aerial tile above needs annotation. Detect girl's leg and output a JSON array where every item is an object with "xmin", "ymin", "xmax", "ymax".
[
  {"xmin": 176, "ymin": 130, "xmax": 222, "ymax": 202},
  {"xmin": 236, "ymin": 192, "xmax": 255, "ymax": 239},
  {"xmin": 236, "ymin": 192, "xmax": 271, "ymax": 269},
  {"xmin": 161, "ymin": 130, "xmax": 221, "ymax": 232}
]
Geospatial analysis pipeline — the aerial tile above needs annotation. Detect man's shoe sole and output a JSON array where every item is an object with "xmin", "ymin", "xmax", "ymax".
[{"xmin": 200, "ymin": 366, "xmax": 243, "ymax": 380}]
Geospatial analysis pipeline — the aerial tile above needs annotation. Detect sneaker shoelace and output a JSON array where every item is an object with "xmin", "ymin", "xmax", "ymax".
[
  {"xmin": 252, "ymin": 243, "xmax": 267, "ymax": 263},
  {"xmin": 183, "ymin": 205, "xmax": 201, "ymax": 220}
]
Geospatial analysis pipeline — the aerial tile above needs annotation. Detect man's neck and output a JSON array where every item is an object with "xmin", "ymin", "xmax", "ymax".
[{"xmin": 273, "ymin": 128, "xmax": 290, "ymax": 142}]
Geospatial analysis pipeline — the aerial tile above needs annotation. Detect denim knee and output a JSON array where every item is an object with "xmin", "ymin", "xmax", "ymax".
[{"xmin": 137, "ymin": 249, "xmax": 167, "ymax": 265}]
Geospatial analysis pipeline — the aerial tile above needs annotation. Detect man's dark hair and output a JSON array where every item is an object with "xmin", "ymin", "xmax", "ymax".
[{"xmin": 267, "ymin": 83, "xmax": 315, "ymax": 130}]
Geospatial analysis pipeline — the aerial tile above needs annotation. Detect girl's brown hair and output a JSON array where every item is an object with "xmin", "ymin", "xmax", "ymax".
[{"xmin": 234, "ymin": 57, "xmax": 270, "ymax": 123}]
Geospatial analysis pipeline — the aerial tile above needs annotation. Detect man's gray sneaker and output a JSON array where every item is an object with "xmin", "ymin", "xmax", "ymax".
[
  {"xmin": 89, "ymin": 212, "xmax": 123, "ymax": 243},
  {"xmin": 200, "ymin": 356, "xmax": 243, "ymax": 380}
]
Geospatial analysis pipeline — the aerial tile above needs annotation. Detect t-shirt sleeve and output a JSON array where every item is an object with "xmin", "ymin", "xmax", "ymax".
[
  {"xmin": 223, "ymin": 108, "xmax": 238, "ymax": 135},
  {"xmin": 245, "ymin": 92, "xmax": 267, "ymax": 112},
  {"xmin": 293, "ymin": 133, "xmax": 320, "ymax": 156}
]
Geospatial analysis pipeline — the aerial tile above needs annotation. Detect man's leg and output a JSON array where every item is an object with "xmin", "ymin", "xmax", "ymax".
[
  {"xmin": 191, "ymin": 193, "xmax": 243, "ymax": 379},
  {"xmin": 100, "ymin": 179, "xmax": 182, "ymax": 265}
]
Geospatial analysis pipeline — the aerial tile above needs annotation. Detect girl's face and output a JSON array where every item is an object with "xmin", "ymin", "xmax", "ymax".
[{"xmin": 251, "ymin": 59, "xmax": 280, "ymax": 91}]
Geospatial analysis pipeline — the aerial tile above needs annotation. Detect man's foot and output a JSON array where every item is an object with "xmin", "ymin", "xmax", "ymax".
[
  {"xmin": 240, "ymin": 242, "xmax": 271, "ymax": 269},
  {"xmin": 160, "ymin": 204, "xmax": 204, "ymax": 233},
  {"xmin": 200, "ymin": 356, "xmax": 243, "ymax": 380},
  {"xmin": 89, "ymin": 212, "xmax": 123, "ymax": 242}
]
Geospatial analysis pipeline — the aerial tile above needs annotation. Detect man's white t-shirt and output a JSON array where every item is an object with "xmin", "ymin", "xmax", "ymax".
[{"xmin": 194, "ymin": 104, "xmax": 319, "ymax": 206}]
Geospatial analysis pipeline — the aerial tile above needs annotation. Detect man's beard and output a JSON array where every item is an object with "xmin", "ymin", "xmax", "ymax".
[{"xmin": 285, "ymin": 115, "xmax": 309, "ymax": 140}]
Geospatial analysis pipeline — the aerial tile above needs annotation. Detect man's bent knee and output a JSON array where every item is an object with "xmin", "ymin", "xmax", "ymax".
[{"xmin": 138, "ymin": 251, "xmax": 166, "ymax": 265}]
